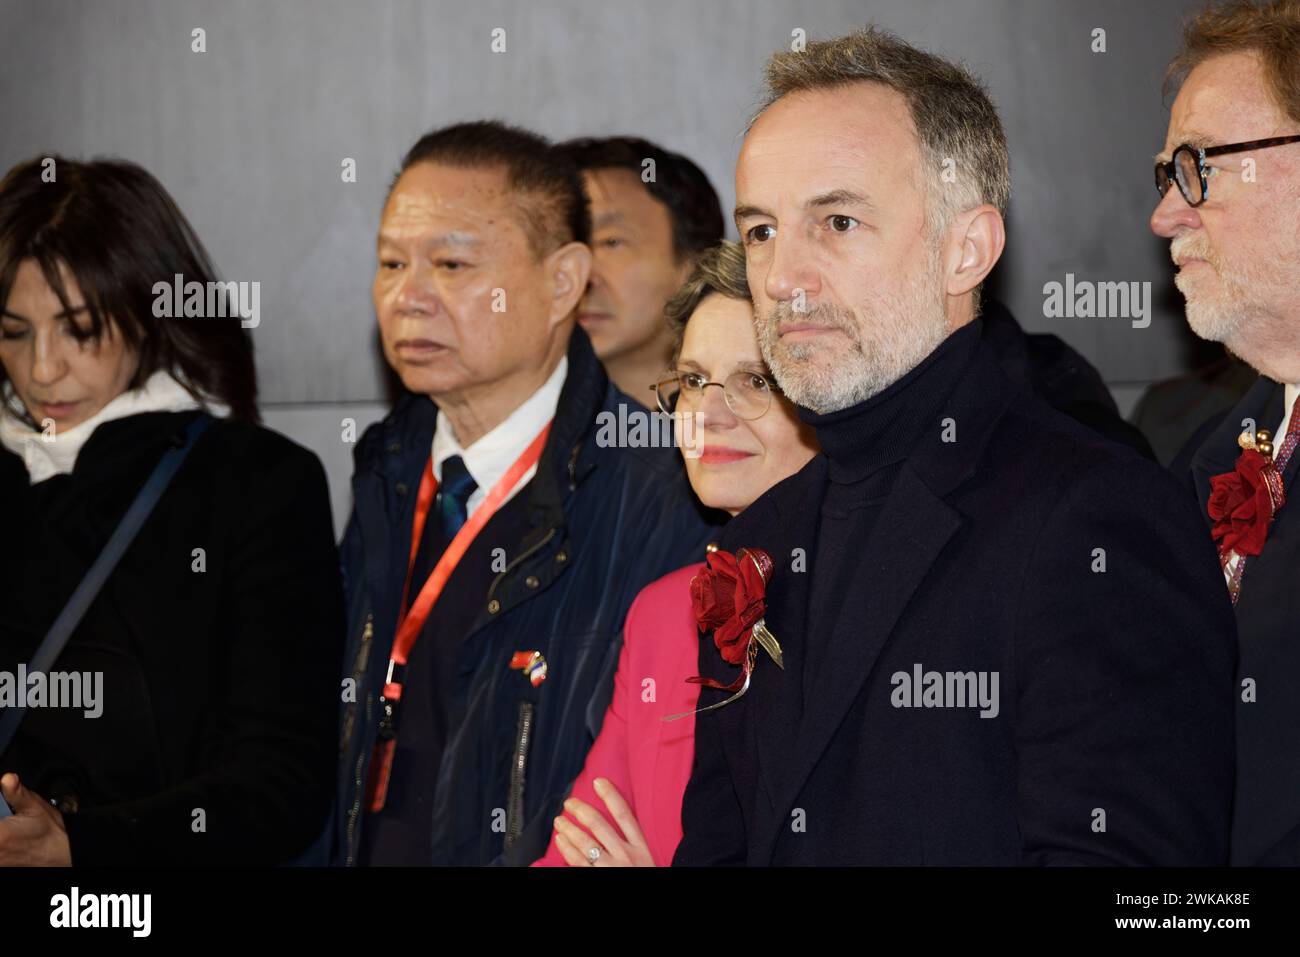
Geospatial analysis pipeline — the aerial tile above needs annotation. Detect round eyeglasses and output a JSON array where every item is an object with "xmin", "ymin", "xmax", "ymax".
[
  {"xmin": 1154, "ymin": 144, "xmax": 1208, "ymax": 207},
  {"xmin": 1155, "ymin": 134, "xmax": 1300, "ymax": 208},
  {"xmin": 651, "ymin": 370, "xmax": 780, "ymax": 421}
]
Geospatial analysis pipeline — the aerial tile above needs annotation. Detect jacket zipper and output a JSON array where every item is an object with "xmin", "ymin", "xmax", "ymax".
[
  {"xmin": 344, "ymin": 613, "xmax": 374, "ymax": 866},
  {"xmin": 340, "ymin": 613, "xmax": 374, "ymax": 750},
  {"xmin": 486, "ymin": 530, "xmax": 555, "ymax": 856},
  {"xmin": 504, "ymin": 700, "xmax": 535, "ymax": 852}
]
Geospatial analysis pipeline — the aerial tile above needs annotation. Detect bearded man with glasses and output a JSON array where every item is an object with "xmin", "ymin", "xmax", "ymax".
[{"xmin": 1157, "ymin": 0, "xmax": 1300, "ymax": 867}]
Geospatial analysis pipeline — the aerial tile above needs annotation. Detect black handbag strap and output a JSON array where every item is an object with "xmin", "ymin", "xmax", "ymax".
[{"xmin": 0, "ymin": 412, "xmax": 215, "ymax": 760}]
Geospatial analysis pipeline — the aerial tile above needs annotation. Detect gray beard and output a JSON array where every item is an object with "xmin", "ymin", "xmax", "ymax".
[{"xmin": 755, "ymin": 267, "xmax": 949, "ymax": 414}]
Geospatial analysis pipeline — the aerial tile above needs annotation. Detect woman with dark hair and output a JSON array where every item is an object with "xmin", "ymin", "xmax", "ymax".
[{"xmin": 0, "ymin": 156, "xmax": 344, "ymax": 865}]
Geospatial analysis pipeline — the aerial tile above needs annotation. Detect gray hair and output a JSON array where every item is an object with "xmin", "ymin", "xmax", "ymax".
[{"xmin": 757, "ymin": 26, "xmax": 1011, "ymax": 237}]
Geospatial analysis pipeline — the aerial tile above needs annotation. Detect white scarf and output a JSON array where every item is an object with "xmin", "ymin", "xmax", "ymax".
[{"xmin": 0, "ymin": 371, "xmax": 227, "ymax": 485}]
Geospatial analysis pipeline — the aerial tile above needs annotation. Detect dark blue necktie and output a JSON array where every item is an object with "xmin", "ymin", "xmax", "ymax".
[{"xmin": 437, "ymin": 454, "xmax": 478, "ymax": 538}]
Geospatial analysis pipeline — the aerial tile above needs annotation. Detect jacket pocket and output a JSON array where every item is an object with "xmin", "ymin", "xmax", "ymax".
[{"xmin": 503, "ymin": 700, "xmax": 535, "ymax": 852}]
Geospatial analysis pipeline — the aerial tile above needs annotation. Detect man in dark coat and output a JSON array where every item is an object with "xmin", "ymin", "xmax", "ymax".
[
  {"xmin": 980, "ymin": 298, "xmax": 1155, "ymax": 459},
  {"xmin": 336, "ymin": 122, "xmax": 721, "ymax": 866},
  {"xmin": 675, "ymin": 28, "xmax": 1236, "ymax": 867},
  {"xmin": 1153, "ymin": 1, "xmax": 1300, "ymax": 866}
]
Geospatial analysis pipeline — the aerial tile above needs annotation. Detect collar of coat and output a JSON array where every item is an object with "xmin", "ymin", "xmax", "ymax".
[
  {"xmin": 356, "ymin": 324, "xmax": 611, "ymax": 531},
  {"xmin": 1189, "ymin": 374, "xmax": 1288, "ymax": 514}
]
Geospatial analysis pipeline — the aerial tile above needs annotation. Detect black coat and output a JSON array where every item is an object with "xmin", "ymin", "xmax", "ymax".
[
  {"xmin": 1173, "ymin": 375, "xmax": 1300, "ymax": 865},
  {"xmin": 980, "ymin": 299, "xmax": 1155, "ymax": 460},
  {"xmin": 674, "ymin": 334, "xmax": 1237, "ymax": 866},
  {"xmin": 0, "ymin": 410, "xmax": 344, "ymax": 865}
]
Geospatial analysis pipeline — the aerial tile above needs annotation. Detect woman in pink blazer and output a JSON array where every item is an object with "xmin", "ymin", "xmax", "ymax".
[{"xmin": 533, "ymin": 242, "xmax": 817, "ymax": 867}]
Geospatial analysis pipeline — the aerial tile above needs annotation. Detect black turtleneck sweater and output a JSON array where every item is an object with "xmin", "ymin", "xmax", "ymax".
[{"xmin": 798, "ymin": 320, "xmax": 982, "ymax": 706}]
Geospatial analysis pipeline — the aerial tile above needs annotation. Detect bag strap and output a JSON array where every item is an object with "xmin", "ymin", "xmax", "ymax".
[{"xmin": 0, "ymin": 412, "xmax": 215, "ymax": 759}]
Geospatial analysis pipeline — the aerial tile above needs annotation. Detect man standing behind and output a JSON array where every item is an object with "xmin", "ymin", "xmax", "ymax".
[
  {"xmin": 337, "ymin": 121, "xmax": 720, "ymax": 866},
  {"xmin": 675, "ymin": 28, "xmax": 1236, "ymax": 866},
  {"xmin": 1156, "ymin": 0, "xmax": 1300, "ymax": 865},
  {"xmin": 558, "ymin": 137, "xmax": 723, "ymax": 401}
]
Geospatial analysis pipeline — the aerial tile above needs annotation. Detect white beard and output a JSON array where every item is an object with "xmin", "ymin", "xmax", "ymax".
[
  {"xmin": 1171, "ymin": 221, "xmax": 1300, "ymax": 369},
  {"xmin": 1175, "ymin": 262, "xmax": 1256, "ymax": 344}
]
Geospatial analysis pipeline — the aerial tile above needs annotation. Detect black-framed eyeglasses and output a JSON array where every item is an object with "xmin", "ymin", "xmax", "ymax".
[
  {"xmin": 1155, "ymin": 134, "xmax": 1300, "ymax": 207},
  {"xmin": 650, "ymin": 369, "xmax": 782, "ymax": 421}
]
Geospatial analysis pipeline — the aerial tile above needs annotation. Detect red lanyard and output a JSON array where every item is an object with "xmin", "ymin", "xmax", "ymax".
[
  {"xmin": 366, "ymin": 421, "xmax": 551, "ymax": 813},
  {"xmin": 392, "ymin": 420, "xmax": 551, "ymax": 672}
]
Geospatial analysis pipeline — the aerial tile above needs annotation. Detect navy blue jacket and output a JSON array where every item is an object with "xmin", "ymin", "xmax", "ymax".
[
  {"xmin": 675, "ymin": 330, "xmax": 1237, "ymax": 866},
  {"xmin": 1173, "ymin": 374, "xmax": 1300, "ymax": 865},
  {"xmin": 336, "ymin": 327, "xmax": 722, "ymax": 865}
]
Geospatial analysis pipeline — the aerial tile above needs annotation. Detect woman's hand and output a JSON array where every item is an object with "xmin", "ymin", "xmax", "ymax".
[
  {"xmin": 0, "ymin": 773, "xmax": 72, "ymax": 866},
  {"xmin": 552, "ymin": 777, "xmax": 655, "ymax": 867}
]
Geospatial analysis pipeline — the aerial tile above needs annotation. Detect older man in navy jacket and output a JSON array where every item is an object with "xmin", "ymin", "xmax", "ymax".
[
  {"xmin": 676, "ymin": 29, "xmax": 1235, "ymax": 867},
  {"xmin": 337, "ymin": 121, "xmax": 720, "ymax": 866}
]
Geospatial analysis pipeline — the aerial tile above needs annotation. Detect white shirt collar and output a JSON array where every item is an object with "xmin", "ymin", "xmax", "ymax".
[
  {"xmin": 431, "ymin": 355, "xmax": 567, "ymax": 514},
  {"xmin": 0, "ymin": 370, "xmax": 227, "ymax": 485},
  {"xmin": 1277, "ymin": 383, "xmax": 1300, "ymax": 460}
]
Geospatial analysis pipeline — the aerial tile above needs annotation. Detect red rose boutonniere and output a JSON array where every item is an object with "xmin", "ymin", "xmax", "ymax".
[
  {"xmin": 666, "ymin": 545, "xmax": 783, "ymax": 720},
  {"xmin": 1207, "ymin": 429, "xmax": 1286, "ymax": 560}
]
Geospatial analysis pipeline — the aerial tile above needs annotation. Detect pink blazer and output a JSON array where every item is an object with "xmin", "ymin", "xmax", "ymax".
[{"xmin": 532, "ymin": 562, "xmax": 704, "ymax": 866}]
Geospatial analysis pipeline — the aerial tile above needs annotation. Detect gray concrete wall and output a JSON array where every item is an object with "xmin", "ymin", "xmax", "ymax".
[{"xmin": 1, "ymin": 0, "xmax": 1206, "ymax": 532}]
